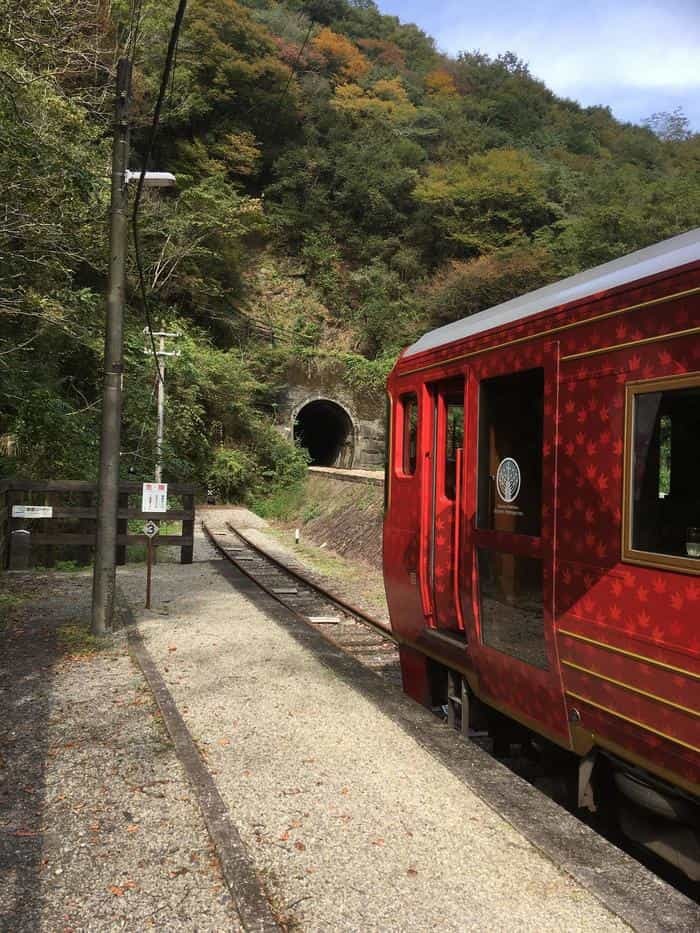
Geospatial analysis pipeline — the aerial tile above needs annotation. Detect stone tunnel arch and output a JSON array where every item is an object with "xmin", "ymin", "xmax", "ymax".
[{"xmin": 293, "ymin": 398, "xmax": 356, "ymax": 468}]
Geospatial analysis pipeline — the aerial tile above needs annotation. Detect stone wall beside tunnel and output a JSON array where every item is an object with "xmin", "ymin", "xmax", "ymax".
[{"xmin": 276, "ymin": 377, "xmax": 385, "ymax": 471}]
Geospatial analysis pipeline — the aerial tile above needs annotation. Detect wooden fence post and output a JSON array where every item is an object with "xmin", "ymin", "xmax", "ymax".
[{"xmin": 181, "ymin": 492, "xmax": 194, "ymax": 564}]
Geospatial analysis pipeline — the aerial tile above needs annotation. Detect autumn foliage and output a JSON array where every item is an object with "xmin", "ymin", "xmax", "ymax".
[{"xmin": 312, "ymin": 27, "xmax": 370, "ymax": 81}]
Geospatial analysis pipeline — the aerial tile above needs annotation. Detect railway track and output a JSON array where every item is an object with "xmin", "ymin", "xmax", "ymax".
[{"xmin": 203, "ymin": 520, "xmax": 402, "ymax": 688}]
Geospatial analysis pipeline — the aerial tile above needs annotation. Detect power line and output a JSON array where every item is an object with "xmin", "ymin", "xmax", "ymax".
[
  {"xmin": 126, "ymin": 0, "xmax": 145, "ymax": 67},
  {"xmin": 278, "ymin": 21, "xmax": 314, "ymax": 102},
  {"xmin": 243, "ymin": 18, "xmax": 314, "ymax": 124},
  {"xmin": 131, "ymin": 0, "xmax": 188, "ymax": 386}
]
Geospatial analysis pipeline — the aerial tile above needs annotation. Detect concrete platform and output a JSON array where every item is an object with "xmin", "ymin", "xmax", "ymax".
[
  {"xmin": 118, "ymin": 522, "xmax": 699, "ymax": 931},
  {"xmin": 307, "ymin": 465, "xmax": 384, "ymax": 485}
]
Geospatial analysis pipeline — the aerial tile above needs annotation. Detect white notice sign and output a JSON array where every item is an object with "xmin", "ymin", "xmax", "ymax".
[
  {"xmin": 12, "ymin": 505, "xmax": 53, "ymax": 519},
  {"xmin": 142, "ymin": 482, "xmax": 168, "ymax": 514}
]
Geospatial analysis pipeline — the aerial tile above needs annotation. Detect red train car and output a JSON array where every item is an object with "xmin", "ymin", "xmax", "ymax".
[{"xmin": 383, "ymin": 229, "xmax": 700, "ymax": 878}]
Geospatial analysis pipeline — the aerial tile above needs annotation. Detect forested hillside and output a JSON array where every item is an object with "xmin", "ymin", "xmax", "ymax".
[{"xmin": 2, "ymin": 0, "xmax": 699, "ymax": 500}]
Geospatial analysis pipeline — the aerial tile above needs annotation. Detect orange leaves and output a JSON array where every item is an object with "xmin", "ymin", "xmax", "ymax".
[
  {"xmin": 313, "ymin": 28, "xmax": 370, "ymax": 81},
  {"xmin": 108, "ymin": 880, "xmax": 138, "ymax": 897},
  {"xmin": 425, "ymin": 68, "xmax": 458, "ymax": 97}
]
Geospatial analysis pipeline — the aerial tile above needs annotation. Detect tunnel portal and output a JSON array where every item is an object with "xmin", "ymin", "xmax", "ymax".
[{"xmin": 294, "ymin": 399, "xmax": 354, "ymax": 468}]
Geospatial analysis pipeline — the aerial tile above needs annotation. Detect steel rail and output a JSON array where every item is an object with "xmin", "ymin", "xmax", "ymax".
[{"xmin": 202, "ymin": 520, "xmax": 401, "ymax": 646}]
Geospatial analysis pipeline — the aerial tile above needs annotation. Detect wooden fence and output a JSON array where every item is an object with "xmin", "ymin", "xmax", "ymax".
[{"xmin": 0, "ymin": 480, "xmax": 197, "ymax": 570}]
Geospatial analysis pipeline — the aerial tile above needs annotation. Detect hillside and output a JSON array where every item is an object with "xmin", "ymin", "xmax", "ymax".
[{"xmin": 2, "ymin": 0, "xmax": 699, "ymax": 502}]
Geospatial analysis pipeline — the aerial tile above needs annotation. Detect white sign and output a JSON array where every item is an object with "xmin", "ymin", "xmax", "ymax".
[
  {"xmin": 144, "ymin": 520, "xmax": 159, "ymax": 538},
  {"xmin": 142, "ymin": 482, "xmax": 168, "ymax": 514},
  {"xmin": 12, "ymin": 505, "xmax": 53, "ymax": 519}
]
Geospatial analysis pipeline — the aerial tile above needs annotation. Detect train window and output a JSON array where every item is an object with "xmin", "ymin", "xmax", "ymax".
[
  {"xmin": 477, "ymin": 369, "xmax": 543, "ymax": 537},
  {"xmin": 624, "ymin": 375, "xmax": 700, "ymax": 572},
  {"xmin": 477, "ymin": 549, "xmax": 547, "ymax": 669},
  {"xmin": 444, "ymin": 398, "xmax": 464, "ymax": 500},
  {"xmin": 401, "ymin": 394, "xmax": 418, "ymax": 476}
]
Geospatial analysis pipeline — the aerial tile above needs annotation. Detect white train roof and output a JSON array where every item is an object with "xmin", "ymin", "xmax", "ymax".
[{"xmin": 404, "ymin": 227, "xmax": 700, "ymax": 358}]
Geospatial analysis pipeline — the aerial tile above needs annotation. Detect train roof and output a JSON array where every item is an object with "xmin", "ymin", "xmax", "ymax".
[{"xmin": 403, "ymin": 227, "xmax": 700, "ymax": 358}]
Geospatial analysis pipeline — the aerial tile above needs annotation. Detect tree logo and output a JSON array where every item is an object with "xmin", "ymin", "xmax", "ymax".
[{"xmin": 496, "ymin": 457, "xmax": 521, "ymax": 503}]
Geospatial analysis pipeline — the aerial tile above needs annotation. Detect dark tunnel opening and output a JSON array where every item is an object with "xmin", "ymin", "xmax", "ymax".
[{"xmin": 294, "ymin": 400, "xmax": 354, "ymax": 468}]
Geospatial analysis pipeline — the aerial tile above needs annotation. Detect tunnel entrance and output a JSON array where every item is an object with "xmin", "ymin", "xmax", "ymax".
[{"xmin": 294, "ymin": 399, "xmax": 354, "ymax": 468}]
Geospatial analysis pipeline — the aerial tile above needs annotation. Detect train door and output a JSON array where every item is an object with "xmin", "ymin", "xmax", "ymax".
[
  {"xmin": 427, "ymin": 378, "xmax": 466, "ymax": 637},
  {"xmin": 468, "ymin": 352, "xmax": 569, "ymax": 743}
]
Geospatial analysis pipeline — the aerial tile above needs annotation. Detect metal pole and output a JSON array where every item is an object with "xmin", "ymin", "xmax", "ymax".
[
  {"xmin": 146, "ymin": 535, "xmax": 153, "ymax": 609},
  {"xmin": 155, "ymin": 332, "xmax": 165, "ymax": 484},
  {"xmin": 91, "ymin": 58, "xmax": 132, "ymax": 636}
]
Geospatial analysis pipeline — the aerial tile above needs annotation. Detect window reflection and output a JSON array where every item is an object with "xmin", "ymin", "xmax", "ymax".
[
  {"xmin": 478, "ymin": 548, "xmax": 547, "ymax": 669},
  {"xmin": 478, "ymin": 369, "xmax": 543, "ymax": 537},
  {"xmin": 444, "ymin": 399, "xmax": 464, "ymax": 500},
  {"xmin": 402, "ymin": 394, "xmax": 418, "ymax": 475},
  {"xmin": 632, "ymin": 383, "xmax": 700, "ymax": 558}
]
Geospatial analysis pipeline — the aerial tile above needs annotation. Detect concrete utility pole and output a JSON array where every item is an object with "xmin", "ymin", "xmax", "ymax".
[
  {"xmin": 91, "ymin": 58, "xmax": 132, "ymax": 637},
  {"xmin": 91, "ymin": 61, "xmax": 177, "ymax": 635},
  {"xmin": 145, "ymin": 327, "xmax": 180, "ymax": 483}
]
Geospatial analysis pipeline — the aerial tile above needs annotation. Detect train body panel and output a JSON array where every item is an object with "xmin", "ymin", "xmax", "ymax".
[{"xmin": 383, "ymin": 230, "xmax": 700, "ymax": 798}]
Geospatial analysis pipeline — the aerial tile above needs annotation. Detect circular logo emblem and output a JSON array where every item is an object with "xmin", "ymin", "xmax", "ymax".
[{"xmin": 496, "ymin": 457, "xmax": 521, "ymax": 503}]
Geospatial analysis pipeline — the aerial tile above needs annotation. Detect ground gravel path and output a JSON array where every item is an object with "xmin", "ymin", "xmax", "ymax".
[
  {"xmin": 0, "ymin": 571, "xmax": 240, "ymax": 932},
  {"xmin": 116, "ymin": 517, "xmax": 631, "ymax": 932}
]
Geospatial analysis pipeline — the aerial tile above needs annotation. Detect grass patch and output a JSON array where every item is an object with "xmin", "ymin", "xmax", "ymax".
[
  {"xmin": 250, "ymin": 481, "xmax": 308, "ymax": 521},
  {"xmin": 57, "ymin": 622, "xmax": 109, "ymax": 655},
  {"xmin": 266, "ymin": 528, "xmax": 356, "ymax": 580}
]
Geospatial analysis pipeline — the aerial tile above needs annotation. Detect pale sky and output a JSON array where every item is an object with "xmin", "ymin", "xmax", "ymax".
[{"xmin": 377, "ymin": 0, "xmax": 700, "ymax": 130}]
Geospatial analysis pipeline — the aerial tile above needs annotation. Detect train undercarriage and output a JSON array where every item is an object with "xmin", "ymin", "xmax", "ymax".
[{"xmin": 428, "ymin": 661, "xmax": 700, "ymax": 885}]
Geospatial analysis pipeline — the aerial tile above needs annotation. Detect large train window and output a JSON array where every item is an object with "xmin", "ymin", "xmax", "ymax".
[
  {"xmin": 400, "ymin": 393, "xmax": 418, "ymax": 476},
  {"xmin": 477, "ymin": 368, "xmax": 543, "ymax": 537},
  {"xmin": 624, "ymin": 373, "xmax": 700, "ymax": 574}
]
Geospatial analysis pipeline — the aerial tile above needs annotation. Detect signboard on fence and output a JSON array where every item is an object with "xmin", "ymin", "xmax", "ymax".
[
  {"xmin": 12, "ymin": 505, "xmax": 53, "ymax": 519},
  {"xmin": 141, "ymin": 483, "xmax": 168, "ymax": 514}
]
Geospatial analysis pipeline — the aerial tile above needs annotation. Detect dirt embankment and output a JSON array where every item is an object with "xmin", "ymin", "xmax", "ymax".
[{"xmin": 285, "ymin": 471, "xmax": 384, "ymax": 569}]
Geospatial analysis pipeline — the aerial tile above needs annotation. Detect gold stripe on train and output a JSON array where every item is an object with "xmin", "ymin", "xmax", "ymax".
[
  {"xmin": 399, "ymin": 284, "xmax": 700, "ymax": 377},
  {"xmin": 562, "ymin": 324, "xmax": 700, "ymax": 362},
  {"xmin": 558, "ymin": 628, "xmax": 700, "ymax": 681},
  {"xmin": 565, "ymin": 690, "xmax": 700, "ymax": 754},
  {"xmin": 561, "ymin": 659, "xmax": 700, "ymax": 718}
]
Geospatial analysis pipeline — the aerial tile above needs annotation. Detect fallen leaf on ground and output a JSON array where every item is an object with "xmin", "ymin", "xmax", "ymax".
[{"xmin": 294, "ymin": 840, "xmax": 306, "ymax": 852}]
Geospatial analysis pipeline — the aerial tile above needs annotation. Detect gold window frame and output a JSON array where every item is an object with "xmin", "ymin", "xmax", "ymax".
[{"xmin": 622, "ymin": 371, "xmax": 700, "ymax": 575}]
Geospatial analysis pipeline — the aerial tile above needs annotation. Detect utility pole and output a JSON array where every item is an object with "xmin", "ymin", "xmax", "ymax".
[
  {"xmin": 91, "ymin": 58, "xmax": 132, "ymax": 637},
  {"xmin": 145, "ymin": 327, "xmax": 180, "ymax": 483}
]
